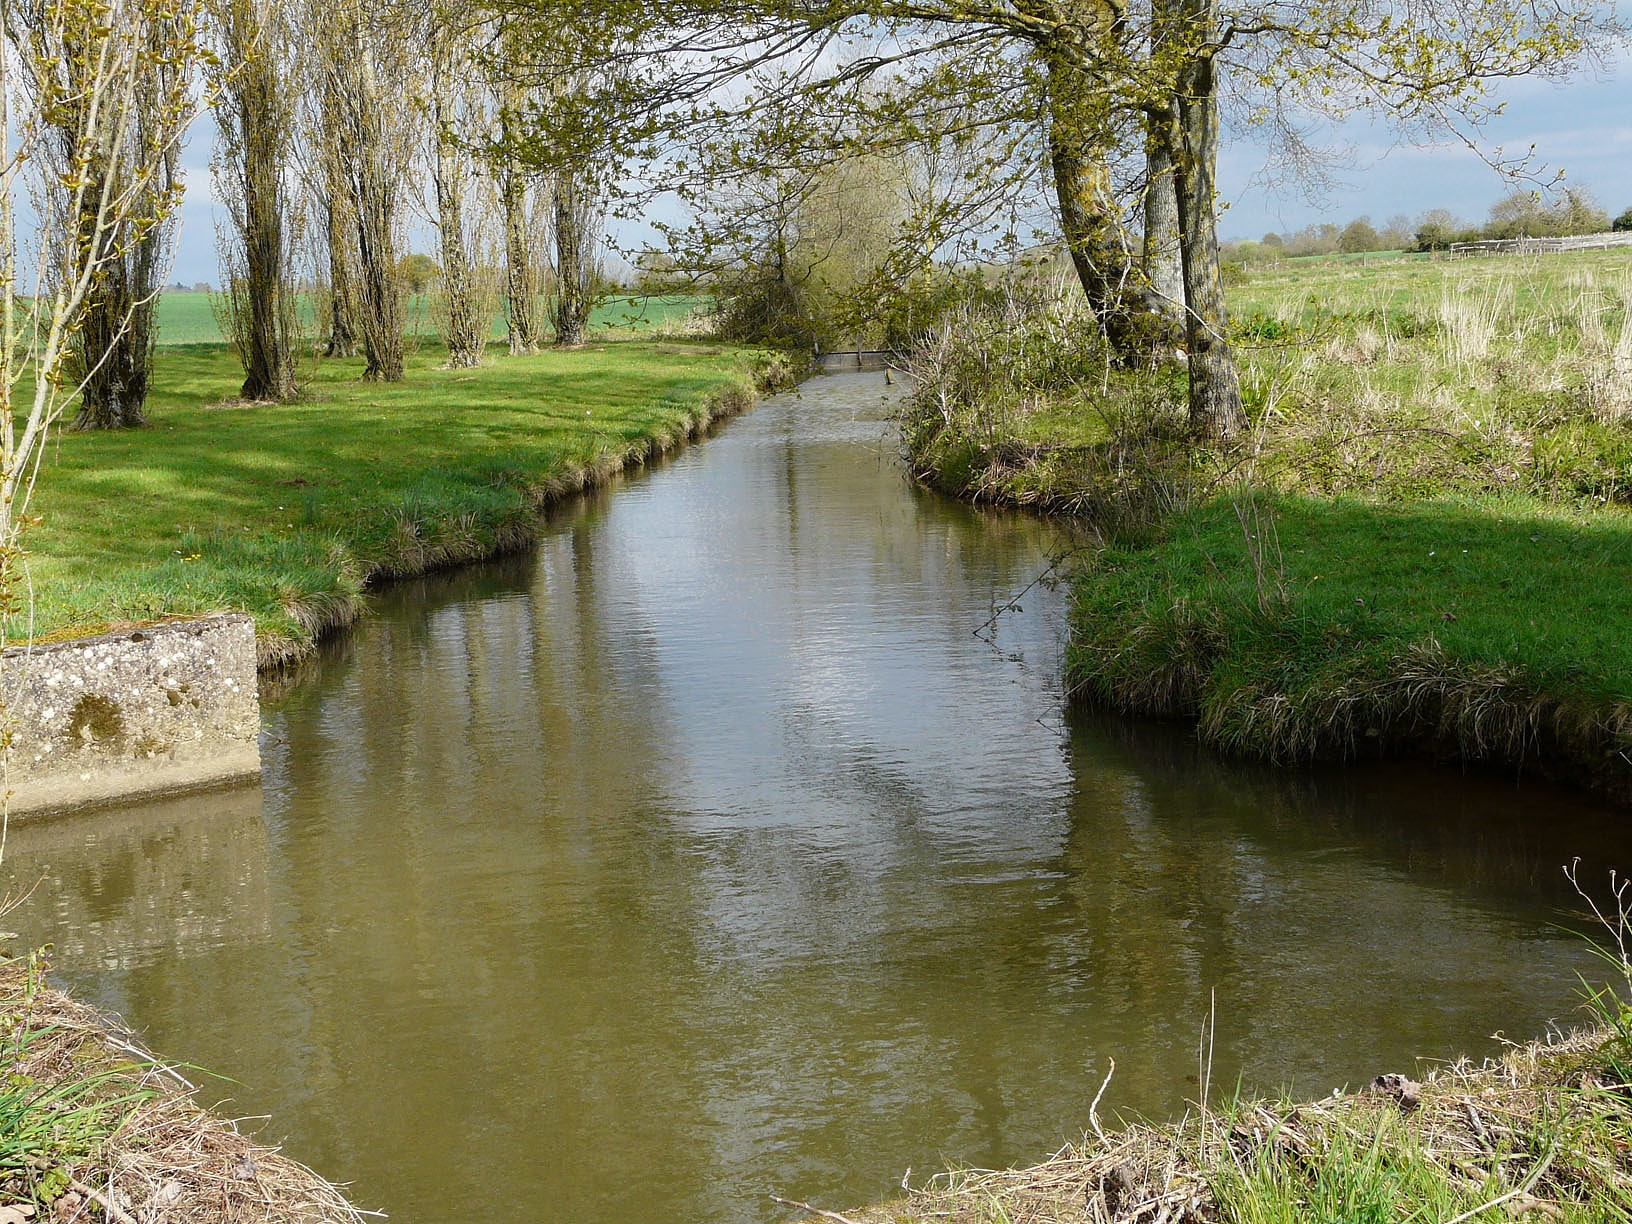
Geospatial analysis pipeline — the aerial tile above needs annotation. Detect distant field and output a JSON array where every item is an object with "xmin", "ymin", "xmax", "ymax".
[
  {"xmin": 153, "ymin": 292, "xmax": 709, "ymax": 346},
  {"xmin": 1231, "ymin": 244, "xmax": 1632, "ymax": 335}
]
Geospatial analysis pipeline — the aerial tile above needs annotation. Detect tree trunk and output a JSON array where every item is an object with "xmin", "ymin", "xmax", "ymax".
[
  {"xmin": 319, "ymin": 68, "xmax": 361, "ymax": 361},
  {"xmin": 337, "ymin": 47, "xmax": 405, "ymax": 383},
  {"xmin": 323, "ymin": 196, "xmax": 359, "ymax": 358},
  {"xmin": 227, "ymin": 3, "xmax": 297, "ymax": 403},
  {"xmin": 72, "ymin": 74, "xmax": 176, "ymax": 428},
  {"xmin": 501, "ymin": 165, "xmax": 543, "ymax": 354},
  {"xmin": 432, "ymin": 84, "xmax": 484, "ymax": 369},
  {"xmin": 1046, "ymin": 55, "xmax": 1175, "ymax": 364},
  {"xmin": 1045, "ymin": 58, "xmax": 1137, "ymax": 359},
  {"xmin": 74, "ymin": 267, "xmax": 156, "ymax": 429},
  {"xmin": 1142, "ymin": 129, "xmax": 1184, "ymax": 326},
  {"xmin": 551, "ymin": 169, "xmax": 591, "ymax": 347},
  {"xmin": 1165, "ymin": 19, "xmax": 1245, "ymax": 440}
]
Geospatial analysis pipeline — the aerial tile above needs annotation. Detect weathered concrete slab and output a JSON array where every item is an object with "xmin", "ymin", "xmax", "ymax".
[{"xmin": 0, "ymin": 614, "xmax": 261, "ymax": 816}]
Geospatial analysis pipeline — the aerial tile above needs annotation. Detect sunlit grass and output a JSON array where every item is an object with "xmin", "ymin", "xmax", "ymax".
[{"xmin": 20, "ymin": 338, "xmax": 781, "ymax": 664}]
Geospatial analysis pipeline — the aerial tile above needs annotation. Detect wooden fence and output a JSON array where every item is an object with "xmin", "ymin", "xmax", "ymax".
[{"xmin": 1449, "ymin": 231, "xmax": 1632, "ymax": 258}]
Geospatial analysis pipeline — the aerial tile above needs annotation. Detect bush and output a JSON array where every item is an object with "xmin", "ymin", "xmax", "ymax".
[
  {"xmin": 878, "ymin": 268, "xmax": 1009, "ymax": 352},
  {"xmin": 1614, "ymin": 207, "xmax": 1632, "ymax": 233}
]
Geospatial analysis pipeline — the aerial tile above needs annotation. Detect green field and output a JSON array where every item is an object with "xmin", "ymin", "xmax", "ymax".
[
  {"xmin": 21, "ymin": 337, "xmax": 782, "ymax": 665},
  {"xmin": 152, "ymin": 292, "xmax": 708, "ymax": 346}
]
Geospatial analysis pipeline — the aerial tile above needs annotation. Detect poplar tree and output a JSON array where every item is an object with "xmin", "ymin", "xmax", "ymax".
[
  {"xmin": 9, "ymin": 0, "xmax": 200, "ymax": 428},
  {"xmin": 311, "ymin": 0, "xmax": 413, "ymax": 382},
  {"xmin": 209, "ymin": 0, "xmax": 300, "ymax": 401},
  {"xmin": 0, "ymin": 0, "xmax": 206, "ymax": 619}
]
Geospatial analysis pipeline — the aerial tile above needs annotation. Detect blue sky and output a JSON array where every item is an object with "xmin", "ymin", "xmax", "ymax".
[
  {"xmin": 163, "ymin": 58, "xmax": 1631, "ymax": 287},
  {"xmin": 1217, "ymin": 65, "xmax": 1632, "ymax": 241}
]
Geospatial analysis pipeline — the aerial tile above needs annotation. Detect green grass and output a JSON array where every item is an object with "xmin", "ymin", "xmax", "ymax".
[
  {"xmin": 153, "ymin": 291, "xmax": 708, "ymax": 346},
  {"xmin": 19, "ymin": 337, "xmax": 785, "ymax": 665},
  {"xmin": 1067, "ymin": 492, "xmax": 1632, "ymax": 787},
  {"xmin": 900, "ymin": 246, "xmax": 1632, "ymax": 794}
]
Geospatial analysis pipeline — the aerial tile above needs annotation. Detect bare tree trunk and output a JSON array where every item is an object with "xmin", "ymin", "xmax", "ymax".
[
  {"xmin": 71, "ymin": 29, "xmax": 180, "ymax": 428},
  {"xmin": 1142, "ymin": 128, "xmax": 1184, "ymax": 326},
  {"xmin": 340, "ymin": 52, "xmax": 405, "ymax": 382},
  {"xmin": 323, "ymin": 193, "xmax": 360, "ymax": 358},
  {"xmin": 433, "ymin": 150, "xmax": 483, "ymax": 368},
  {"xmin": 551, "ymin": 168, "xmax": 594, "ymax": 347},
  {"xmin": 1166, "ymin": 39, "xmax": 1244, "ymax": 439},
  {"xmin": 501, "ymin": 164, "xmax": 544, "ymax": 354},
  {"xmin": 315, "ymin": 60, "xmax": 361, "ymax": 359},
  {"xmin": 495, "ymin": 73, "xmax": 545, "ymax": 356},
  {"xmin": 426, "ymin": 40, "xmax": 489, "ymax": 369},
  {"xmin": 73, "ymin": 214, "xmax": 159, "ymax": 428},
  {"xmin": 317, "ymin": 7, "xmax": 406, "ymax": 382},
  {"xmin": 212, "ymin": 0, "xmax": 298, "ymax": 402}
]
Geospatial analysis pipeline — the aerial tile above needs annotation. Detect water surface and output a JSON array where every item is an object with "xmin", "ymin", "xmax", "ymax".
[{"xmin": 6, "ymin": 373, "xmax": 1628, "ymax": 1224}]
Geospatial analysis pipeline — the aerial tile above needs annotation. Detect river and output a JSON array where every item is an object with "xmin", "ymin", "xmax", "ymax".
[{"xmin": 5, "ymin": 372, "xmax": 1628, "ymax": 1223}]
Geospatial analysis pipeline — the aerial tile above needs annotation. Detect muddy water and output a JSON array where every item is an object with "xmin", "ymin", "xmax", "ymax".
[{"xmin": 6, "ymin": 373, "xmax": 1629, "ymax": 1224}]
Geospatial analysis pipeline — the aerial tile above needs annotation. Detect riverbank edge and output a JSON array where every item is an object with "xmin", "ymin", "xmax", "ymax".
[
  {"xmin": 900, "ymin": 426, "xmax": 1632, "ymax": 805},
  {"xmin": 0, "ymin": 954, "xmax": 370, "ymax": 1222},
  {"xmin": 830, "ymin": 1023, "xmax": 1625, "ymax": 1224},
  {"xmin": 252, "ymin": 348, "xmax": 797, "ymax": 673}
]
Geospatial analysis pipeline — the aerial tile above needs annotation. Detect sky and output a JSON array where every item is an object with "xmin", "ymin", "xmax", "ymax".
[
  {"xmin": 162, "ymin": 56, "xmax": 1632, "ymax": 288},
  {"xmin": 1215, "ymin": 65, "xmax": 1632, "ymax": 242}
]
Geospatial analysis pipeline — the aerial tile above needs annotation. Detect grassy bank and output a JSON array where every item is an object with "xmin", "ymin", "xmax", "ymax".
[
  {"xmin": 901, "ymin": 248, "xmax": 1632, "ymax": 797},
  {"xmin": 22, "ymin": 338, "xmax": 790, "ymax": 669},
  {"xmin": 836, "ymin": 1023, "xmax": 1632, "ymax": 1224},
  {"xmin": 0, "ymin": 953, "xmax": 367, "ymax": 1222}
]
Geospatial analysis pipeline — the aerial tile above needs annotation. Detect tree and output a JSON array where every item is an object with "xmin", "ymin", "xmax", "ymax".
[
  {"xmin": 490, "ymin": 41, "xmax": 548, "ymax": 354},
  {"xmin": 397, "ymin": 252, "xmax": 442, "ymax": 294},
  {"xmin": 10, "ymin": 0, "xmax": 198, "ymax": 428},
  {"xmin": 1615, "ymin": 207, "xmax": 1632, "ymax": 233},
  {"xmin": 0, "ymin": 0, "xmax": 206, "ymax": 625},
  {"xmin": 551, "ymin": 166, "xmax": 601, "ymax": 345},
  {"xmin": 311, "ymin": 0, "xmax": 414, "ymax": 381},
  {"xmin": 209, "ymin": 0, "xmax": 301, "ymax": 402},
  {"xmin": 495, "ymin": 0, "xmax": 1618, "ymax": 440},
  {"xmin": 1377, "ymin": 213, "xmax": 1412, "ymax": 250},
  {"xmin": 1414, "ymin": 207, "xmax": 1468, "ymax": 251},
  {"xmin": 1337, "ymin": 216, "xmax": 1379, "ymax": 254},
  {"xmin": 420, "ymin": 24, "xmax": 500, "ymax": 368}
]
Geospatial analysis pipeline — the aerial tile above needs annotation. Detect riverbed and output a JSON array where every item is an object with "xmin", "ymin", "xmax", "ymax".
[{"xmin": 5, "ymin": 372, "xmax": 1627, "ymax": 1224}]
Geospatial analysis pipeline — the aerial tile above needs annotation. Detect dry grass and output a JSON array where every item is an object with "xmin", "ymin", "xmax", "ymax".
[
  {"xmin": 0, "ymin": 956, "xmax": 368, "ymax": 1224},
  {"xmin": 819, "ymin": 1027, "xmax": 1632, "ymax": 1224}
]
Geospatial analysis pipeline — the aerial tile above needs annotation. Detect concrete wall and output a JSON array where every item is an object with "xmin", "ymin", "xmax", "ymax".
[{"xmin": 1, "ymin": 614, "xmax": 260, "ymax": 816}]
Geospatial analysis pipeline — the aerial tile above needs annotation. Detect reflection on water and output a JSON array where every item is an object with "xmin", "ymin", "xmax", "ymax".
[{"xmin": 5, "ymin": 374, "xmax": 1629, "ymax": 1224}]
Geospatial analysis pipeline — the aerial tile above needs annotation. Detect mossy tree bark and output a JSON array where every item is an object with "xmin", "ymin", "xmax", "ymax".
[{"xmin": 1045, "ymin": 54, "xmax": 1163, "ymax": 365}]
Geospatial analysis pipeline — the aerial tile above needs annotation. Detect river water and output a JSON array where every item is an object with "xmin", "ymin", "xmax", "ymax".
[{"xmin": 6, "ymin": 372, "xmax": 1630, "ymax": 1223}]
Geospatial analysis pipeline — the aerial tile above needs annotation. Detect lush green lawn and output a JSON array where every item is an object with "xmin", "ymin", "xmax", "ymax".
[
  {"xmin": 21, "ymin": 338, "xmax": 780, "ymax": 664},
  {"xmin": 153, "ymin": 292, "xmax": 708, "ymax": 346}
]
